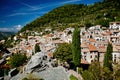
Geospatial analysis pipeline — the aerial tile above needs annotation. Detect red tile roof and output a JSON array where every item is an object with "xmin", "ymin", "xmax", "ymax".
[
  {"xmin": 98, "ymin": 46, "xmax": 106, "ymax": 52},
  {"xmin": 81, "ymin": 42, "xmax": 87, "ymax": 47},
  {"xmin": 26, "ymin": 45, "xmax": 32, "ymax": 50},
  {"xmin": 106, "ymin": 31, "xmax": 112, "ymax": 35},
  {"xmin": 89, "ymin": 38, "xmax": 96, "ymax": 42},
  {"xmin": 87, "ymin": 44, "xmax": 97, "ymax": 51},
  {"xmin": 81, "ymin": 59, "xmax": 89, "ymax": 64},
  {"xmin": 48, "ymin": 53, "xmax": 53, "ymax": 57}
]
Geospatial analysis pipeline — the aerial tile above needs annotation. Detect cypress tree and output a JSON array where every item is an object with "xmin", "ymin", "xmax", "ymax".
[
  {"xmin": 103, "ymin": 43, "xmax": 113, "ymax": 70},
  {"xmin": 72, "ymin": 27, "xmax": 81, "ymax": 67},
  {"xmin": 35, "ymin": 44, "xmax": 41, "ymax": 53}
]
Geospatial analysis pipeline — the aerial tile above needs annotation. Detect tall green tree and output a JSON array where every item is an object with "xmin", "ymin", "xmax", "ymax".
[
  {"xmin": 9, "ymin": 54, "xmax": 27, "ymax": 68},
  {"xmin": 71, "ymin": 27, "xmax": 81, "ymax": 66},
  {"xmin": 113, "ymin": 64, "xmax": 120, "ymax": 80},
  {"xmin": 35, "ymin": 44, "xmax": 41, "ymax": 53},
  {"xmin": 54, "ymin": 43, "xmax": 72, "ymax": 63},
  {"xmin": 88, "ymin": 61, "xmax": 101, "ymax": 80},
  {"xmin": 103, "ymin": 43, "xmax": 113, "ymax": 70},
  {"xmin": 82, "ymin": 70, "xmax": 94, "ymax": 80},
  {"xmin": 82, "ymin": 61, "xmax": 113, "ymax": 80}
]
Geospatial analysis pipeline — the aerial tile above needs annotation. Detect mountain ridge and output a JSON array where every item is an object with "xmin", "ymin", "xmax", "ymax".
[
  {"xmin": 0, "ymin": 31, "xmax": 15, "ymax": 40},
  {"xmin": 19, "ymin": 0, "xmax": 120, "ymax": 33}
]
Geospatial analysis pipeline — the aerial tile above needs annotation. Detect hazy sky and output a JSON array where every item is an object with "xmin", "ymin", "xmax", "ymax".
[{"xmin": 0, "ymin": 0, "xmax": 100, "ymax": 32}]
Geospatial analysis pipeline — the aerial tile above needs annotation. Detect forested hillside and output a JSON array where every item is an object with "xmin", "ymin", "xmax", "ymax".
[
  {"xmin": 20, "ymin": 0, "xmax": 120, "ymax": 32},
  {"xmin": 0, "ymin": 32, "xmax": 15, "ymax": 40}
]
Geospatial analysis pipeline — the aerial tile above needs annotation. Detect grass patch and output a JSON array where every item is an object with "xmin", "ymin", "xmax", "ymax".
[{"xmin": 70, "ymin": 75, "xmax": 78, "ymax": 80}]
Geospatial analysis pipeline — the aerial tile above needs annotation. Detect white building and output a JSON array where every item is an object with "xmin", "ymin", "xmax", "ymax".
[
  {"xmin": 109, "ymin": 22, "xmax": 120, "ymax": 30},
  {"xmin": 81, "ymin": 43, "xmax": 98, "ymax": 64},
  {"xmin": 112, "ymin": 45, "xmax": 120, "ymax": 63}
]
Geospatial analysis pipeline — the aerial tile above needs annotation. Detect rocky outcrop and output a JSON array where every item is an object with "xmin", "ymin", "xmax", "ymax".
[
  {"xmin": 23, "ymin": 52, "xmax": 54, "ymax": 73},
  {"xmin": 8, "ymin": 68, "xmax": 19, "ymax": 77},
  {"xmin": 0, "ymin": 59, "xmax": 5, "ymax": 65},
  {"xmin": 2, "ymin": 53, "xmax": 12, "ymax": 59},
  {"xmin": 10, "ymin": 52, "xmax": 69, "ymax": 80},
  {"xmin": 11, "ymin": 66, "xmax": 69, "ymax": 80}
]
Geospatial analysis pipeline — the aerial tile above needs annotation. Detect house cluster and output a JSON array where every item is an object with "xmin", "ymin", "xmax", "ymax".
[
  {"xmin": 8, "ymin": 22, "xmax": 120, "ymax": 64},
  {"xmin": 81, "ymin": 22, "xmax": 120, "ymax": 64},
  {"xmin": 8, "ymin": 27, "xmax": 74, "ymax": 59}
]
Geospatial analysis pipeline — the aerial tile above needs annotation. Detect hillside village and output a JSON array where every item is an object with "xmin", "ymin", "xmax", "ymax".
[
  {"xmin": 10, "ymin": 22, "xmax": 120, "ymax": 64},
  {"xmin": 0, "ymin": 22, "xmax": 120, "ymax": 80},
  {"xmin": 1, "ymin": 0, "xmax": 120, "ymax": 79}
]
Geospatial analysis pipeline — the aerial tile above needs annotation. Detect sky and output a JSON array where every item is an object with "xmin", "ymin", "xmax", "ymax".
[{"xmin": 0, "ymin": 0, "xmax": 101, "ymax": 32}]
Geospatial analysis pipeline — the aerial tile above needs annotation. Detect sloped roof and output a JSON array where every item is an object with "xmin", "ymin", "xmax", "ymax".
[
  {"xmin": 102, "ymin": 31, "xmax": 112, "ymax": 36},
  {"xmin": 113, "ymin": 45, "xmax": 119, "ymax": 52},
  {"xmin": 81, "ymin": 42, "xmax": 87, "ymax": 48},
  {"xmin": 81, "ymin": 59, "xmax": 89, "ymax": 64},
  {"xmin": 106, "ymin": 31, "xmax": 112, "ymax": 35},
  {"xmin": 52, "ymin": 40, "xmax": 64, "ymax": 44},
  {"xmin": 116, "ymin": 45, "xmax": 120, "ymax": 50},
  {"xmin": 89, "ymin": 38, "xmax": 96, "ymax": 42},
  {"xmin": 26, "ymin": 45, "xmax": 32, "ymax": 50},
  {"xmin": 46, "ymin": 34, "xmax": 54, "ymax": 37},
  {"xmin": 47, "ymin": 53, "xmax": 53, "ymax": 58},
  {"xmin": 98, "ymin": 46, "xmax": 106, "ymax": 53},
  {"xmin": 87, "ymin": 44, "xmax": 97, "ymax": 51}
]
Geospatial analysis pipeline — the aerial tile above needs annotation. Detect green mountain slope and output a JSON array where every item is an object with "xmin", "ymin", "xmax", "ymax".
[
  {"xmin": 20, "ymin": 0, "xmax": 120, "ymax": 32},
  {"xmin": 0, "ymin": 32, "xmax": 15, "ymax": 40}
]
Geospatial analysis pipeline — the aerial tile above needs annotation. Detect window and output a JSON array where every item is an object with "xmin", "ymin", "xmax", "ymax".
[
  {"xmin": 95, "ymin": 55, "xmax": 98, "ymax": 58},
  {"xmin": 114, "ymin": 59, "xmax": 116, "ymax": 63},
  {"xmin": 114, "ymin": 54, "xmax": 116, "ymax": 58},
  {"xmin": 91, "ymin": 60, "xmax": 93, "ymax": 62},
  {"xmin": 90, "ymin": 55, "xmax": 92, "ymax": 58},
  {"xmin": 84, "ymin": 52, "xmax": 86, "ymax": 54}
]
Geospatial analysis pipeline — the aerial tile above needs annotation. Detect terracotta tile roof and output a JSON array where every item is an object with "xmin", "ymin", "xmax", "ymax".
[
  {"xmin": 110, "ymin": 36, "xmax": 119, "ymax": 38},
  {"xmin": 97, "ymin": 41, "xmax": 108, "ymax": 43},
  {"xmin": 47, "ymin": 53, "xmax": 53, "ymax": 57},
  {"xmin": 102, "ymin": 31, "xmax": 112, "ymax": 36},
  {"xmin": 98, "ymin": 46, "xmax": 106, "ymax": 53},
  {"xmin": 87, "ymin": 44, "xmax": 97, "ymax": 51},
  {"xmin": 26, "ymin": 45, "xmax": 32, "ymax": 50},
  {"xmin": 99, "ymin": 46, "xmax": 105, "ymax": 48},
  {"xmin": 81, "ymin": 59, "xmax": 89, "ymax": 64},
  {"xmin": 89, "ymin": 38, "xmax": 96, "ymax": 42},
  {"xmin": 81, "ymin": 42, "xmax": 87, "ymax": 47},
  {"xmin": 113, "ymin": 45, "xmax": 118, "ymax": 52},
  {"xmin": 106, "ymin": 31, "xmax": 112, "ymax": 35},
  {"xmin": 58, "ymin": 31, "xmax": 64, "ymax": 34},
  {"xmin": 113, "ymin": 45, "xmax": 120, "ymax": 52},
  {"xmin": 82, "ymin": 49, "xmax": 89, "ymax": 52},
  {"xmin": 116, "ymin": 45, "xmax": 120, "ymax": 50},
  {"xmin": 46, "ymin": 34, "xmax": 54, "ymax": 37},
  {"xmin": 52, "ymin": 40, "xmax": 64, "ymax": 44}
]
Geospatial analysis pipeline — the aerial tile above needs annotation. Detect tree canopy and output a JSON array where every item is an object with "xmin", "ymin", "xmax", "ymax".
[
  {"xmin": 53, "ymin": 43, "xmax": 72, "ymax": 63},
  {"xmin": 19, "ymin": 0, "xmax": 120, "ymax": 33},
  {"xmin": 9, "ymin": 54, "xmax": 27, "ymax": 68},
  {"xmin": 35, "ymin": 44, "xmax": 41, "ymax": 53},
  {"xmin": 103, "ymin": 43, "xmax": 113, "ymax": 70},
  {"xmin": 82, "ymin": 61, "xmax": 113, "ymax": 80},
  {"xmin": 72, "ymin": 27, "xmax": 81, "ymax": 66}
]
